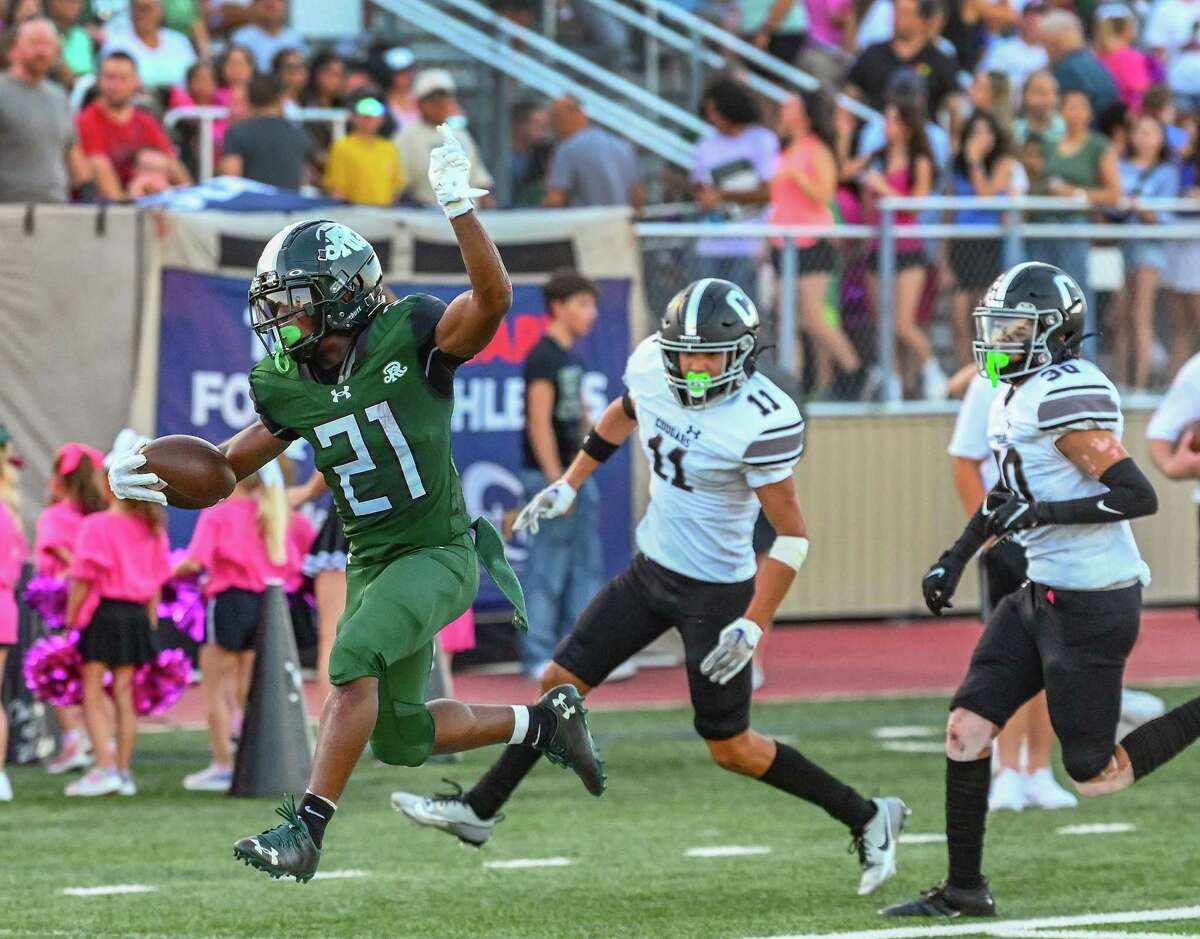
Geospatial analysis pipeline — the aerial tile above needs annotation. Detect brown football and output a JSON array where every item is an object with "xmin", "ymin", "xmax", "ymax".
[
  {"xmin": 142, "ymin": 435, "xmax": 236, "ymax": 509},
  {"xmin": 1176, "ymin": 420, "xmax": 1200, "ymax": 454}
]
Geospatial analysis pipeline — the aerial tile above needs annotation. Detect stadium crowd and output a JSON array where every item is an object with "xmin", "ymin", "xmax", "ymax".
[{"xmin": 2, "ymin": 0, "xmax": 1200, "ymax": 398}]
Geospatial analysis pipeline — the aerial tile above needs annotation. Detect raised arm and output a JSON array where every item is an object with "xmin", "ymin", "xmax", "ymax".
[{"xmin": 434, "ymin": 210, "xmax": 513, "ymax": 360}]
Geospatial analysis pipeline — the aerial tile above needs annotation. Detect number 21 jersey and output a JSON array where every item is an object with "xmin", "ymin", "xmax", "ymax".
[
  {"xmin": 623, "ymin": 336, "xmax": 805, "ymax": 584},
  {"xmin": 987, "ymin": 358, "xmax": 1149, "ymax": 590}
]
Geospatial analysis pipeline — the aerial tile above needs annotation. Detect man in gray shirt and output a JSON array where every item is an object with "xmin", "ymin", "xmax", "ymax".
[
  {"xmin": 544, "ymin": 96, "xmax": 644, "ymax": 209},
  {"xmin": 0, "ymin": 19, "xmax": 91, "ymax": 203}
]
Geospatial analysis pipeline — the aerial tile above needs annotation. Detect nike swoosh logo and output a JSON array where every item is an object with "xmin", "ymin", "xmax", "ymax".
[
  {"xmin": 303, "ymin": 806, "xmax": 326, "ymax": 820},
  {"xmin": 1097, "ymin": 499, "xmax": 1123, "ymax": 515},
  {"xmin": 531, "ymin": 726, "xmax": 541, "ymax": 748}
]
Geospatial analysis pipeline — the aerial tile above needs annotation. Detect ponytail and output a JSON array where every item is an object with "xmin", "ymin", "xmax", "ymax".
[
  {"xmin": 58, "ymin": 454, "xmax": 107, "ymax": 515},
  {"xmin": 255, "ymin": 475, "xmax": 289, "ymax": 567},
  {"xmin": 124, "ymin": 498, "xmax": 165, "ymax": 533}
]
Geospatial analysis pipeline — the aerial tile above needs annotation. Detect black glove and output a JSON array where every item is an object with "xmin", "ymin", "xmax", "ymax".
[
  {"xmin": 922, "ymin": 551, "xmax": 965, "ymax": 616},
  {"xmin": 984, "ymin": 492, "xmax": 1043, "ymax": 539}
]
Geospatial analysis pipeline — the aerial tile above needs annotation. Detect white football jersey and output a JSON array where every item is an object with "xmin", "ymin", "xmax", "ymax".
[
  {"xmin": 624, "ymin": 336, "xmax": 804, "ymax": 583},
  {"xmin": 987, "ymin": 358, "xmax": 1150, "ymax": 590}
]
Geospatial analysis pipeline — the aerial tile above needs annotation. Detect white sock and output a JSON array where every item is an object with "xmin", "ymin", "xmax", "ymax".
[{"xmin": 508, "ymin": 705, "xmax": 530, "ymax": 745}]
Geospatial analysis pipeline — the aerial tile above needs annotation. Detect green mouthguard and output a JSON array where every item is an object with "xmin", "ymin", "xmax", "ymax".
[
  {"xmin": 685, "ymin": 371, "xmax": 713, "ymax": 397},
  {"xmin": 273, "ymin": 324, "xmax": 302, "ymax": 374},
  {"xmin": 279, "ymin": 324, "xmax": 303, "ymax": 347},
  {"xmin": 985, "ymin": 351, "xmax": 1011, "ymax": 388}
]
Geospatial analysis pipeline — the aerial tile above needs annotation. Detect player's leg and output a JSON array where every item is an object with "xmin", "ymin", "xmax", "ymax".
[
  {"xmin": 882, "ymin": 585, "xmax": 1045, "ymax": 917},
  {"xmin": 396, "ymin": 556, "xmax": 671, "ymax": 845},
  {"xmin": 313, "ymin": 567, "xmax": 347, "ymax": 705}
]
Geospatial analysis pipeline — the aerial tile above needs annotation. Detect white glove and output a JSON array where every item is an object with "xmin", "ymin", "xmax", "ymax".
[
  {"xmin": 428, "ymin": 123, "xmax": 489, "ymax": 219},
  {"xmin": 107, "ymin": 451, "xmax": 167, "ymax": 505},
  {"xmin": 700, "ymin": 617, "xmax": 763, "ymax": 686},
  {"xmin": 512, "ymin": 479, "xmax": 577, "ymax": 536}
]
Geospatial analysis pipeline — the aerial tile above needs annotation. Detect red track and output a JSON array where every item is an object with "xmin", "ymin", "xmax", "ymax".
[{"xmin": 149, "ymin": 608, "xmax": 1200, "ymax": 727}]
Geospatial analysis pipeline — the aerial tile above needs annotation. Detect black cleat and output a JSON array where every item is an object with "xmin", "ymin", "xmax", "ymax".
[
  {"xmin": 534, "ymin": 684, "xmax": 607, "ymax": 796},
  {"xmin": 232, "ymin": 795, "xmax": 321, "ymax": 883},
  {"xmin": 880, "ymin": 879, "xmax": 997, "ymax": 918}
]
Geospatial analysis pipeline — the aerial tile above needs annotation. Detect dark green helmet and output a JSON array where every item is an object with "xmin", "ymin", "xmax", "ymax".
[{"xmin": 248, "ymin": 219, "xmax": 385, "ymax": 366}]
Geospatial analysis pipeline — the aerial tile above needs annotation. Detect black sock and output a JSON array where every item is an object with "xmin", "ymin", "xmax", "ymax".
[
  {"xmin": 299, "ymin": 791, "xmax": 337, "ymax": 848},
  {"xmin": 759, "ymin": 742, "xmax": 876, "ymax": 831},
  {"xmin": 516, "ymin": 703, "xmax": 558, "ymax": 750},
  {"xmin": 467, "ymin": 745, "xmax": 543, "ymax": 820},
  {"xmin": 945, "ymin": 757, "xmax": 990, "ymax": 891},
  {"xmin": 1120, "ymin": 695, "xmax": 1200, "ymax": 781}
]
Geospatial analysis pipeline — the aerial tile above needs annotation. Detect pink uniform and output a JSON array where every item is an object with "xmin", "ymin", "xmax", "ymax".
[
  {"xmin": 0, "ymin": 504, "xmax": 29, "ymax": 645},
  {"xmin": 185, "ymin": 498, "xmax": 293, "ymax": 596},
  {"xmin": 284, "ymin": 513, "xmax": 317, "ymax": 594},
  {"xmin": 70, "ymin": 511, "xmax": 171, "ymax": 628},
  {"xmin": 35, "ymin": 500, "xmax": 85, "ymax": 577}
]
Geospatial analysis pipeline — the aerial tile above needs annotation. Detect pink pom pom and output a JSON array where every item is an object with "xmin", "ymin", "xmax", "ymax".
[
  {"xmin": 23, "ymin": 631, "xmax": 83, "ymax": 707},
  {"xmin": 158, "ymin": 554, "xmax": 205, "ymax": 643},
  {"xmin": 22, "ymin": 575, "xmax": 68, "ymax": 629},
  {"xmin": 132, "ymin": 648, "xmax": 192, "ymax": 717}
]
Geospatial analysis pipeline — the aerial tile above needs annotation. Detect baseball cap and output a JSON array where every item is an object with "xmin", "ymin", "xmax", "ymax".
[
  {"xmin": 384, "ymin": 46, "xmax": 415, "ymax": 71},
  {"xmin": 354, "ymin": 96, "xmax": 386, "ymax": 118},
  {"xmin": 1095, "ymin": 2, "xmax": 1131, "ymax": 17},
  {"xmin": 413, "ymin": 68, "xmax": 456, "ymax": 100}
]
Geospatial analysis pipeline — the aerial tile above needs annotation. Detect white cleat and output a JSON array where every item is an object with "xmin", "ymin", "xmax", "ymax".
[
  {"xmin": 1119, "ymin": 688, "xmax": 1166, "ymax": 735},
  {"xmin": 855, "ymin": 796, "xmax": 910, "ymax": 896},
  {"xmin": 118, "ymin": 773, "xmax": 137, "ymax": 797},
  {"xmin": 988, "ymin": 767, "xmax": 1026, "ymax": 813},
  {"xmin": 0, "ymin": 770, "xmax": 12, "ymax": 802},
  {"xmin": 65, "ymin": 768, "xmax": 122, "ymax": 797},
  {"xmin": 392, "ymin": 787, "xmax": 497, "ymax": 847},
  {"xmin": 1023, "ymin": 768, "xmax": 1077, "ymax": 810},
  {"xmin": 46, "ymin": 739, "xmax": 92, "ymax": 775},
  {"xmin": 183, "ymin": 763, "xmax": 233, "ymax": 792}
]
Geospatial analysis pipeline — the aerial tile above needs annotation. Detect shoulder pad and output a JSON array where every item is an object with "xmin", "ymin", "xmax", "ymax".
[{"xmin": 1026, "ymin": 360, "xmax": 1120, "ymax": 433}]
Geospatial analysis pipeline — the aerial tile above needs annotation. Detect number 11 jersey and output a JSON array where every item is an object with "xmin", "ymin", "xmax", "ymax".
[
  {"xmin": 986, "ymin": 357, "xmax": 1149, "ymax": 590},
  {"xmin": 623, "ymin": 336, "xmax": 805, "ymax": 584}
]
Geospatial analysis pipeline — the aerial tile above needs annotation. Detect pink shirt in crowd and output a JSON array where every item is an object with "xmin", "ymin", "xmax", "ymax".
[
  {"xmin": 185, "ymin": 498, "xmax": 294, "ymax": 597},
  {"xmin": 284, "ymin": 512, "xmax": 317, "ymax": 594},
  {"xmin": 1098, "ymin": 47, "xmax": 1153, "ymax": 112},
  {"xmin": 34, "ymin": 500, "xmax": 86, "ymax": 577},
  {"xmin": 0, "ymin": 504, "xmax": 29, "ymax": 645},
  {"xmin": 768, "ymin": 135, "xmax": 835, "ymax": 248},
  {"xmin": 70, "ymin": 511, "xmax": 171, "ymax": 628},
  {"xmin": 806, "ymin": 0, "xmax": 851, "ymax": 48}
]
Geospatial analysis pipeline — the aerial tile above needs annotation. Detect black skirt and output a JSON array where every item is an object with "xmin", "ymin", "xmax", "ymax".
[
  {"xmin": 304, "ymin": 510, "xmax": 348, "ymax": 575},
  {"xmin": 78, "ymin": 600, "xmax": 155, "ymax": 667}
]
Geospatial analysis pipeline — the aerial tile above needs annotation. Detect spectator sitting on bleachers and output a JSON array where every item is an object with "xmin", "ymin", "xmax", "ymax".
[
  {"xmin": 298, "ymin": 50, "xmax": 345, "ymax": 164},
  {"xmin": 848, "ymin": 0, "xmax": 959, "ymax": 114},
  {"xmin": 168, "ymin": 61, "xmax": 227, "ymax": 179},
  {"xmin": 218, "ymin": 42, "xmax": 256, "ymax": 96},
  {"xmin": 1041, "ymin": 9, "xmax": 1119, "ymax": 115},
  {"xmin": 126, "ymin": 145, "xmax": 175, "ymax": 196},
  {"xmin": 47, "ymin": 0, "xmax": 96, "ymax": 82},
  {"xmin": 1143, "ymin": 83, "xmax": 1190, "ymax": 154},
  {"xmin": 1095, "ymin": 3, "xmax": 1155, "ymax": 113},
  {"xmin": 0, "ymin": 18, "xmax": 92, "ymax": 203},
  {"xmin": 217, "ymin": 72, "xmax": 310, "ymax": 191},
  {"xmin": 743, "ymin": 0, "xmax": 810, "ymax": 66},
  {"xmin": 978, "ymin": 1, "xmax": 1048, "ymax": 95},
  {"xmin": 230, "ymin": 0, "xmax": 304, "ymax": 73},
  {"xmin": 161, "ymin": 0, "xmax": 207, "ymax": 60},
  {"xmin": 509, "ymin": 100, "xmax": 553, "ymax": 207},
  {"xmin": 396, "ymin": 69, "xmax": 494, "ymax": 209},
  {"xmin": 77, "ymin": 51, "xmax": 189, "ymax": 200},
  {"xmin": 1144, "ymin": 0, "xmax": 1200, "ymax": 68},
  {"xmin": 271, "ymin": 47, "xmax": 305, "ymax": 119},
  {"xmin": 1012, "ymin": 69, "xmax": 1064, "ymax": 145},
  {"xmin": 545, "ymin": 94, "xmax": 643, "ymax": 209},
  {"xmin": 323, "ymin": 94, "xmax": 405, "ymax": 206},
  {"xmin": 100, "ymin": 0, "xmax": 196, "ymax": 92},
  {"xmin": 854, "ymin": 69, "xmax": 951, "ymax": 176},
  {"xmin": 380, "ymin": 45, "xmax": 419, "ymax": 133}
]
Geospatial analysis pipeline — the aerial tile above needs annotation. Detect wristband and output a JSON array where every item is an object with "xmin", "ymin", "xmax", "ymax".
[{"xmin": 581, "ymin": 429, "xmax": 619, "ymax": 463}]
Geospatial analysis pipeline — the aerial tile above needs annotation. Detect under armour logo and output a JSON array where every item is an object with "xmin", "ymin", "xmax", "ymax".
[
  {"xmin": 383, "ymin": 361, "xmax": 407, "ymax": 384},
  {"xmin": 251, "ymin": 839, "xmax": 279, "ymax": 864},
  {"xmin": 552, "ymin": 692, "xmax": 576, "ymax": 719},
  {"xmin": 331, "ymin": 385, "xmax": 352, "ymax": 403}
]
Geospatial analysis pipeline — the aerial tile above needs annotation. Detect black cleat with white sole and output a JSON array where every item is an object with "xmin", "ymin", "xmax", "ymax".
[
  {"xmin": 534, "ymin": 684, "xmax": 607, "ymax": 796},
  {"xmin": 880, "ymin": 879, "xmax": 997, "ymax": 917}
]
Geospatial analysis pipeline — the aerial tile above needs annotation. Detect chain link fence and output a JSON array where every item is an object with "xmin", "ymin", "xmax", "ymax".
[{"xmin": 636, "ymin": 197, "xmax": 1200, "ymax": 406}]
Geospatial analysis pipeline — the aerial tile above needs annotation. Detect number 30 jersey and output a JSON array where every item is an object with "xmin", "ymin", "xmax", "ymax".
[
  {"xmin": 987, "ymin": 357, "xmax": 1149, "ymax": 590},
  {"xmin": 623, "ymin": 336, "xmax": 805, "ymax": 584},
  {"xmin": 250, "ymin": 294, "xmax": 472, "ymax": 567}
]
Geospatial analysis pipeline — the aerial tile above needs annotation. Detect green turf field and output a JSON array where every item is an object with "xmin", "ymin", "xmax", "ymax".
[{"xmin": 3, "ymin": 688, "xmax": 1199, "ymax": 939}]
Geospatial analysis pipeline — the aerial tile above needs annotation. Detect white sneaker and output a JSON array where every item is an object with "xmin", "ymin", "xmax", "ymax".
[
  {"xmin": 183, "ymin": 764, "xmax": 233, "ymax": 792},
  {"xmin": 0, "ymin": 771, "xmax": 11, "ymax": 802},
  {"xmin": 65, "ymin": 767, "xmax": 122, "ymax": 797},
  {"xmin": 118, "ymin": 773, "xmax": 137, "ymax": 797},
  {"xmin": 1023, "ymin": 768, "xmax": 1077, "ymax": 810},
  {"xmin": 606, "ymin": 659, "xmax": 638, "ymax": 682},
  {"xmin": 46, "ymin": 738, "xmax": 92, "ymax": 775},
  {"xmin": 988, "ymin": 767, "xmax": 1026, "ymax": 812},
  {"xmin": 1120, "ymin": 689, "xmax": 1166, "ymax": 730},
  {"xmin": 854, "ymin": 796, "xmax": 909, "ymax": 895},
  {"xmin": 922, "ymin": 359, "xmax": 950, "ymax": 401},
  {"xmin": 391, "ymin": 788, "xmax": 497, "ymax": 847}
]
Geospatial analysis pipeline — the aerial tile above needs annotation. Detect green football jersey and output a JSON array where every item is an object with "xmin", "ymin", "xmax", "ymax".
[{"xmin": 249, "ymin": 294, "xmax": 471, "ymax": 567}]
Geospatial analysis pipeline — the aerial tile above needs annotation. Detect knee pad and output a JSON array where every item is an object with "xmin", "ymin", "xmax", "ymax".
[
  {"xmin": 1062, "ymin": 741, "xmax": 1113, "ymax": 783},
  {"xmin": 370, "ymin": 702, "xmax": 435, "ymax": 768}
]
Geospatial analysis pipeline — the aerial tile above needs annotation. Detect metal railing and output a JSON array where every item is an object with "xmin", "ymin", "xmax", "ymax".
[
  {"xmin": 637, "ymin": 195, "xmax": 1200, "ymax": 405},
  {"xmin": 164, "ymin": 106, "xmax": 349, "ymax": 182},
  {"xmin": 375, "ymin": 0, "xmax": 697, "ymax": 168}
]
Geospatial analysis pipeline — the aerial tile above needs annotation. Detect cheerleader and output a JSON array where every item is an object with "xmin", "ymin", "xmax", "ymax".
[
  {"xmin": 63, "ymin": 497, "xmax": 170, "ymax": 797},
  {"xmin": 292, "ymin": 472, "xmax": 347, "ymax": 706},
  {"xmin": 35, "ymin": 442, "xmax": 107, "ymax": 776},
  {"xmin": 177, "ymin": 467, "xmax": 292, "ymax": 793},
  {"xmin": 0, "ymin": 426, "xmax": 28, "ymax": 801}
]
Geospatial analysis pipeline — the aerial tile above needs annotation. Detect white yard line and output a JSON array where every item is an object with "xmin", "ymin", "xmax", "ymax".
[
  {"xmin": 897, "ymin": 833, "xmax": 947, "ymax": 845},
  {"xmin": 992, "ymin": 930, "xmax": 1200, "ymax": 939},
  {"xmin": 61, "ymin": 885, "xmax": 158, "ymax": 897},
  {"xmin": 685, "ymin": 846, "xmax": 772, "ymax": 858},
  {"xmin": 310, "ymin": 869, "xmax": 371, "ymax": 880},
  {"xmin": 880, "ymin": 741, "xmax": 945, "ymax": 754},
  {"xmin": 483, "ymin": 857, "xmax": 574, "ymax": 869},
  {"xmin": 737, "ymin": 905, "xmax": 1200, "ymax": 939},
  {"xmin": 873, "ymin": 726, "xmax": 941, "ymax": 739},
  {"xmin": 1055, "ymin": 823, "xmax": 1137, "ymax": 836}
]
